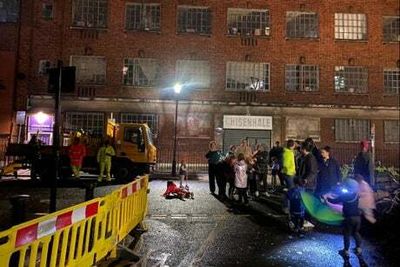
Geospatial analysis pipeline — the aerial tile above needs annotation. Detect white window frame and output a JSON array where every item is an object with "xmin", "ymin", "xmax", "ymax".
[
  {"xmin": 71, "ymin": 0, "xmax": 108, "ymax": 28},
  {"xmin": 285, "ymin": 64, "xmax": 319, "ymax": 92},
  {"xmin": 335, "ymin": 13, "xmax": 367, "ymax": 40},
  {"xmin": 383, "ymin": 16, "xmax": 400, "ymax": 42},
  {"xmin": 286, "ymin": 11, "xmax": 319, "ymax": 38},
  {"xmin": 125, "ymin": 3, "xmax": 161, "ymax": 32},
  {"xmin": 176, "ymin": 60, "xmax": 210, "ymax": 89},
  {"xmin": 335, "ymin": 119, "xmax": 370, "ymax": 142},
  {"xmin": 384, "ymin": 68, "xmax": 400, "ymax": 94},
  {"xmin": 334, "ymin": 66, "xmax": 368, "ymax": 93},
  {"xmin": 226, "ymin": 62, "xmax": 270, "ymax": 92},
  {"xmin": 227, "ymin": 8, "xmax": 270, "ymax": 36},
  {"xmin": 384, "ymin": 120, "xmax": 400, "ymax": 143},
  {"xmin": 123, "ymin": 58, "xmax": 160, "ymax": 87},
  {"xmin": 177, "ymin": 5, "xmax": 211, "ymax": 35},
  {"xmin": 70, "ymin": 56, "xmax": 106, "ymax": 85},
  {"xmin": 64, "ymin": 112, "xmax": 105, "ymax": 136}
]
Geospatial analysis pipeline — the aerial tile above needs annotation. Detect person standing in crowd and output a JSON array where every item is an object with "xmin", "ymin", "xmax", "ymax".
[
  {"xmin": 235, "ymin": 139, "xmax": 253, "ymax": 160},
  {"xmin": 355, "ymin": 174, "xmax": 376, "ymax": 224},
  {"xmin": 282, "ymin": 140, "xmax": 297, "ymax": 189},
  {"xmin": 288, "ymin": 177, "xmax": 306, "ymax": 236},
  {"xmin": 97, "ymin": 140, "xmax": 115, "ymax": 182},
  {"xmin": 205, "ymin": 141, "xmax": 223, "ymax": 195},
  {"xmin": 28, "ymin": 134, "xmax": 41, "ymax": 180},
  {"xmin": 354, "ymin": 140, "xmax": 374, "ymax": 186},
  {"xmin": 315, "ymin": 146, "xmax": 341, "ymax": 198},
  {"xmin": 254, "ymin": 144, "xmax": 269, "ymax": 196},
  {"xmin": 294, "ymin": 140, "xmax": 302, "ymax": 174},
  {"xmin": 179, "ymin": 159, "xmax": 188, "ymax": 189},
  {"xmin": 68, "ymin": 137, "xmax": 86, "ymax": 179},
  {"xmin": 216, "ymin": 155, "xmax": 235, "ymax": 200},
  {"xmin": 298, "ymin": 141, "xmax": 319, "ymax": 192},
  {"xmin": 270, "ymin": 141, "xmax": 284, "ymax": 187},
  {"xmin": 234, "ymin": 153, "xmax": 248, "ymax": 205},
  {"xmin": 325, "ymin": 178, "xmax": 363, "ymax": 259},
  {"xmin": 226, "ymin": 144, "xmax": 236, "ymax": 158}
]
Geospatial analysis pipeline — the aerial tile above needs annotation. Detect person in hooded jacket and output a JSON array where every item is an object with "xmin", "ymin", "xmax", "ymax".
[{"xmin": 315, "ymin": 146, "xmax": 341, "ymax": 198}]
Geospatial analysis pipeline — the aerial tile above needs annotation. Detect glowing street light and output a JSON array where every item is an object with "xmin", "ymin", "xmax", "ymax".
[{"xmin": 174, "ymin": 83, "xmax": 182, "ymax": 94}]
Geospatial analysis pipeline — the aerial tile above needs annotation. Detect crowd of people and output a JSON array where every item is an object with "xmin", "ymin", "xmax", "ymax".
[{"xmin": 204, "ymin": 137, "xmax": 376, "ymax": 259}]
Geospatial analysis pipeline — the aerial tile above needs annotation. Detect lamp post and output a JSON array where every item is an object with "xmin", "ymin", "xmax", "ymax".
[{"xmin": 171, "ymin": 83, "xmax": 182, "ymax": 176}]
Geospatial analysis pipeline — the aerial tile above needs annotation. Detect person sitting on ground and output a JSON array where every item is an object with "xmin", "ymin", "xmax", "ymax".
[
  {"xmin": 325, "ymin": 178, "xmax": 363, "ymax": 259},
  {"xmin": 162, "ymin": 180, "xmax": 194, "ymax": 200},
  {"xmin": 287, "ymin": 177, "xmax": 306, "ymax": 237}
]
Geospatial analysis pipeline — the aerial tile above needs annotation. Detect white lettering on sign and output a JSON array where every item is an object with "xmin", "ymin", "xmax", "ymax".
[{"xmin": 223, "ymin": 115, "xmax": 273, "ymax": 130}]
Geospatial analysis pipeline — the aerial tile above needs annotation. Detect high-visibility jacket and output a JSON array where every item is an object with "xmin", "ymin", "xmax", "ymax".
[
  {"xmin": 69, "ymin": 144, "xmax": 86, "ymax": 166},
  {"xmin": 282, "ymin": 147, "xmax": 296, "ymax": 176},
  {"xmin": 97, "ymin": 145, "xmax": 115, "ymax": 163}
]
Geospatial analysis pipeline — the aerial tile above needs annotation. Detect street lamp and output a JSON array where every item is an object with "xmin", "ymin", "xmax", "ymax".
[{"xmin": 171, "ymin": 83, "xmax": 182, "ymax": 176}]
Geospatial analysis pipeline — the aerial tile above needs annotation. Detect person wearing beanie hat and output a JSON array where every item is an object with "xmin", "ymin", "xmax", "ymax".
[{"xmin": 353, "ymin": 140, "xmax": 374, "ymax": 186}]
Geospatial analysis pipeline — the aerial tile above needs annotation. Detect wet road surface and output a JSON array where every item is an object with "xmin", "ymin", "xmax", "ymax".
[{"xmin": 137, "ymin": 179, "xmax": 390, "ymax": 267}]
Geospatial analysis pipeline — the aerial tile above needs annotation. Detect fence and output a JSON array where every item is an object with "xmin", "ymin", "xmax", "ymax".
[
  {"xmin": 0, "ymin": 176, "xmax": 148, "ymax": 267},
  {"xmin": 0, "ymin": 134, "xmax": 9, "ymax": 168}
]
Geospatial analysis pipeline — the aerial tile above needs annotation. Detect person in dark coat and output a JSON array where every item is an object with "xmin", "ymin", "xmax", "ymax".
[
  {"xmin": 28, "ymin": 134, "xmax": 41, "ymax": 180},
  {"xmin": 254, "ymin": 145, "xmax": 269, "ymax": 194},
  {"xmin": 269, "ymin": 141, "xmax": 284, "ymax": 187},
  {"xmin": 315, "ymin": 146, "xmax": 341, "ymax": 198},
  {"xmin": 205, "ymin": 141, "xmax": 223, "ymax": 194},
  {"xmin": 353, "ymin": 140, "xmax": 374, "ymax": 186},
  {"xmin": 298, "ymin": 141, "xmax": 319, "ymax": 192},
  {"xmin": 216, "ymin": 155, "xmax": 236, "ymax": 200}
]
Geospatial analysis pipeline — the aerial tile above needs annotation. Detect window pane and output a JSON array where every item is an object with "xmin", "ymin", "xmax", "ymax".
[
  {"xmin": 64, "ymin": 112, "xmax": 104, "ymax": 136},
  {"xmin": 286, "ymin": 11, "xmax": 319, "ymax": 38},
  {"xmin": 120, "ymin": 113, "xmax": 158, "ymax": 134},
  {"xmin": 123, "ymin": 58, "xmax": 160, "ymax": 87},
  {"xmin": 285, "ymin": 65, "xmax": 319, "ymax": 91},
  {"xmin": 177, "ymin": 6, "xmax": 211, "ymax": 34},
  {"xmin": 384, "ymin": 69, "xmax": 400, "ymax": 94},
  {"xmin": 0, "ymin": 0, "xmax": 19, "ymax": 22},
  {"xmin": 70, "ymin": 56, "xmax": 106, "ymax": 85},
  {"xmin": 125, "ymin": 3, "xmax": 160, "ymax": 31},
  {"xmin": 227, "ymin": 8, "xmax": 270, "ymax": 36},
  {"xmin": 176, "ymin": 60, "xmax": 210, "ymax": 89},
  {"xmin": 334, "ymin": 66, "xmax": 368, "ymax": 93},
  {"xmin": 226, "ymin": 62, "xmax": 270, "ymax": 91},
  {"xmin": 335, "ymin": 13, "xmax": 367, "ymax": 40},
  {"xmin": 383, "ymin": 16, "xmax": 400, "ymax": 42},
  {"xmin": 72, "ymin": 0, "xmax": 108, "ymax": 28},
  {"xmin": 335, "ymin": 119, "xmax": 370, "ymax": 142},
  {"xmin": 384, "ymin": 120, "xmax": 400, "ymax": 143}
]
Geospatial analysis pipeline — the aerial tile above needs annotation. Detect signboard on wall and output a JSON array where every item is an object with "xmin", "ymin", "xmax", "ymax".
[
  {"xmin": 286, "ymin": 117, "xmax": 320, "ymax": 141},
  {"xmin": 223, "ymin": 115, "xmax": 273, "ymax": 130}
]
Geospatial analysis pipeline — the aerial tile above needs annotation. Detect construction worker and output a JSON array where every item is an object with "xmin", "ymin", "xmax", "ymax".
[
  {"xmin": 68, "ymin": 137, "xmax": 86, "ymax": 178},
  {"xmin": 97, "ymin": 140, "xmax": 115, "ymax": 182}
]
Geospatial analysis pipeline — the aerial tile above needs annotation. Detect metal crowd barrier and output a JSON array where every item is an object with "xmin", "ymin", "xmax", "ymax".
[{"xmin": 0, "ymin": 175, "xmax": 148, "ymax": 267}]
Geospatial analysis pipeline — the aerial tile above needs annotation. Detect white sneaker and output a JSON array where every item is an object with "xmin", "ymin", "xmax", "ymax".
[{"xmin": 303, "ymin": 220, "xmax": 315, "ymax": 228}]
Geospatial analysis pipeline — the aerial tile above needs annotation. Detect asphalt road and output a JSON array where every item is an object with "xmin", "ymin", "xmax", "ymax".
[{"xmin": 136, "ymin": 178, "xmax": 391, "ymax": 267}]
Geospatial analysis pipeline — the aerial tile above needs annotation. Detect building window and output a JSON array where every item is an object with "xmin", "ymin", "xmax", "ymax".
[
  {"xmin": 125, "ymin": 3, "xmax": 160, "ymax": 32},
  {"xmin": 335, "ymin": 13, "xmax": 367, "ymax": 40},
  {"xmin": 285, "ymin": 65, "xmax": 319, "ymax": 92},
  {"xmin": 334, "ymin": 66, "xmax": 368, "ymax": 93},
  {"xmin": 227, "ymin": 8, "xmax": 270, "ymax": 36},
  {"xmin": 286, "ymin": 11, "xmax": 318, "ymax": 38},
  {"xmin": 70, "ymin": 56, "xmax": 106, "ymax": 85},
  {"xmin": 72, "ymin": 0, "xmax": 107, "ymax": 28},
  {"xmin": 384, "ymin": 69, "xmax": 400, "ymax": 94},
  {"xmin": 177, "ymin": 6, "xmax": 211, "ymax": 35},
  {"xmin": 42, "ymin": 3, "xmax": 53, "ymax": 20},
  {"xmin": 383, "ymin": 16, "xmax": 400, "ymax": 42},
  {"xmin": 64, "ymin": 112, "xmax": 104, "ymax": 136},
  {"xmin": 335, "ymin": 119, "xmax": 370, "ymax": 142},
  {"xmin": 0, "ymin": 0, "xmax": 19, "ymax": 22},
  {"xmin": 226, "ymin": 62, "xmax": 270, "ymax": 91},
  {"xmin": 120, "ymin": 113, "xmax": 158, "ymax": 134},
  {"xmin": 384, "ymin": 120, "xmax": 400, "ymax": 143},
  {"xmin": 176, "ymin": 60, "xmax": 210, "ymax": 89},
  {"xmin": 123, "ymin": 58, "xmax": 160, "ymax": 87}
]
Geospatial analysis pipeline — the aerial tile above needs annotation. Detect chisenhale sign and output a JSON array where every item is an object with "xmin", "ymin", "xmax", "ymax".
[{"xmin": 223, "ymin": 115, "xmax": 273, "ymax": 130}]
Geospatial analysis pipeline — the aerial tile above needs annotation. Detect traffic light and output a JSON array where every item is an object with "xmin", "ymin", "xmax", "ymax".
[{"xmin": 48, "ymin": 66, "xmax": 76, "ymax": 93}]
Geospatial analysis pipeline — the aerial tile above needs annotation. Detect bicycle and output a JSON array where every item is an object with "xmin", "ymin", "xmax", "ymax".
[{"xmin": 375, "ymin": 178, "xmax": 400, "ymax": 218}]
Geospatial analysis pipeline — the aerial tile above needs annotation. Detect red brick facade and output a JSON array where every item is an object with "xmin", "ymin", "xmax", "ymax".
[{"xmin": 1, "ymin": 0, "xmax": 399, "ymax": 166}]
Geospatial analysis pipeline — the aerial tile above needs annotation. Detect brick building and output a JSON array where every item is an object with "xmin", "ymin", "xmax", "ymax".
[{"xmin": 0, "ymin": 0, "xmax": 399, "ymax": 168}]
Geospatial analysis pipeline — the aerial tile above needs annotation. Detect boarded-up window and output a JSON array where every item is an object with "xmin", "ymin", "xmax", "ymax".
[
  {"xmin": 286, "ymin": 117, "xmax": 320, "ymax": 141},
  {"xmin": 384, "ymin": 120, "xmax": 400, "ymax": 143},
  {"xmin": 70, "ymin": 56, "xmax": 106, "ymax": 85},
  {"xmin": 335, "ymin": 119, "xmax": 370, "ymax": 142}
]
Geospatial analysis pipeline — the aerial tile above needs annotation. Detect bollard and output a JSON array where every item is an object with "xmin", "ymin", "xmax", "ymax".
[{"xmin": 9, "ymin": 194, "xmax": 31, "ymax": 225}]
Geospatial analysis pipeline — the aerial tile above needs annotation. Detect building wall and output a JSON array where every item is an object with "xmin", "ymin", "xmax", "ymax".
[{"xmin": 5, "ymin": 0, "xmax": 400, "ymax": 164}]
